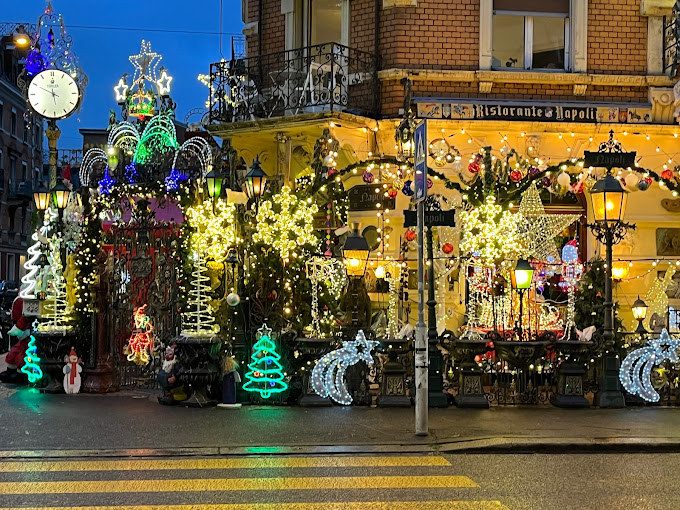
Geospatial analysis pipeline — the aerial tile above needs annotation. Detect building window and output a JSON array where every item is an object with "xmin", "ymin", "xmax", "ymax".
[
  {"xmin": 0, "ymin": 102, "xmax": 3, "ymax": 131},
  {"xmin": 0, "ymin": 150, "xmax": 3, "ymax": 190},
  {"xmin": 21, "ymin": 162, "xmax": 28, "ymax": 182},
  {"xmin": 7, "ymin": 254, "xmax": 15, "ymax": 282},
  {"xmin": 11, "ymin": 109, "xmax": 17, "ymax": 136},
  {"xmin": 290, "ymin": 0, "xmax": 349, "ymax": 49},
  {"xmin": 670, "ymin": 306, "xmax": 680, "ymax": 333},
  {"xmin": 9, "ymin": 156, "xmax": 16, "ymax": 181},
  {"xmin": 22, "ymin": 117, "xmax": 28, "ymax": 143},
  {"xmin": 492, "ymin": 0, "xmax": 570, "ymax": 70}
]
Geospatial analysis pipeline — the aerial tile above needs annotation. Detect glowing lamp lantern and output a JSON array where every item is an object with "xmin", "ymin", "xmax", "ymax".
[
  {"xmin": 205, "ymin": 167, "xmax": 224, "ymax": 199},
  {"xmin": 632, "ymin": 295, "xmax": 648, "ymax": 335},
  {"xmin": 50, "ymin": 182, "xmax": 70, "ymax": 211},
  {"xmin": 244, "ymin": 158, "xmax": 268, "ymax": 202},
  {"xmin": 510, "ymin": 259, "xmax": 534, "ymax": 290},
  {"xmin": 14, "ymin": 32, "xmax": 30, "ymax": 48},
  {"xmin": 343, "ymin": 224, "xmax": 370, "ymax": 278},
  {"xmin": 33, "ymin": 184, "xmax": 50, "ymax": 211},
  {"xmin": 589, "ymin": 174, "xmax": 628, "ymax": 224},
  {"xmin": 611, "ymin": 261, "xmax": 630, "ymax": 280},
  {"xmin": 374, "ymin": 265, "xmax": 385, "ymax": 279}
]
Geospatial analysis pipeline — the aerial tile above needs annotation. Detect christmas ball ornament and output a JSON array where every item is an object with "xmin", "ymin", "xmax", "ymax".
[
  {"xmin": 528, "ymin": 166, "xmax": 540, "ymax": 176},
  {"xmin": 402, "ymin": 180, "xmax": 414, "ymax": 196},
  {"xmin": 323, "ymin": 154, "xmax": 334, "ymax": 166},
  {"xmin": 637, "ymin": 179, "xmax": 650, "ymax": 191},
  {"xmin": 452, "ymin": 161, "xmax": 463, "ymax": 172},
  {"xmin": 392, "ymin": 178, "xmax": 404, "ymax": 190},
  {"xmin": 541, "ymin": 176, "xmax": 553, "ymax": 188},
  {"xmin": 441, "ymin": 242, "xmax": 454, "ymax": 255},
  {"xmin": 387, "ymin": 188, "xmax": 398, "ymax": 199},
  {"xmin": 468, "ymin": 161, "xmax": 481, "ymax": 174},
  {"xmin": 326, "ymin": 167, "xmax": 337, "ymax": 177},
  {"xmin": 624, "ymin": 173, "xmax": 639, "ymax": 189},
  {"xmin": 226, "ymin": 293, "xmax": 240, "ymax": 306},
  {"xmin": 662, "ymin": 169, "xmax": 674, "ymax": 180},
  {"xmin": 405, "ymin": 229, "xmax": 416, "ymax": 242},
  {"xmin": 584, "ymin": 175, "xmax": 597, "ymax": 191},
  {"xmin": 362, "ymin": 170, "xmax": 375, "ymax": 183},
  {"xmin": 427, "ymin": 178, "xmax": 434, "ymax": 189},
  {"xmin": 557, "ymin": 172, "xmax": 571, "ymax": 187},
  {"xmin": 510, "ymin": 170, "xmax": 523, "ymax": 182}
]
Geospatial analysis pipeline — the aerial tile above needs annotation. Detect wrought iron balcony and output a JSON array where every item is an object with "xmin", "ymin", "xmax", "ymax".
[
  {"xmin": 664, "ymin": 3, "xmax": 680, "ymax": 76},
  {"xmin": 208, "ymin": 43, "xmax": 379, "ymax": 124},
  {"xmin": 8, "ymin": 180, "xmax": 32, "ymax": 199}
]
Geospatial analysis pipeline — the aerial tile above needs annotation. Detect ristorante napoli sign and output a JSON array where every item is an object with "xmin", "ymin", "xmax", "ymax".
[{"xmin": 417, "ymin": 101, "xmax": 652, "ymax": 124}]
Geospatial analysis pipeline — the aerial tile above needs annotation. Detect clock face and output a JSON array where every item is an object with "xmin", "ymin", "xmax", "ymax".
[{"xmin": 28, "ymin": 69, "xmax": 80, "ymax": 120}]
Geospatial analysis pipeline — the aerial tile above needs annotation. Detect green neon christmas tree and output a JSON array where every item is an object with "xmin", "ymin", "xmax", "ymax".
[
  {"xmin": 242, "ymin": 324, "xmax": 288, "ymax": 399},
  {"xmin": 21, "ymin": 335, "xmax": 43, "ymax": 384}
]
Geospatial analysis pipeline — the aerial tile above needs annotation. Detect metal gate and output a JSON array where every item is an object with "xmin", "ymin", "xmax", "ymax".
[{"xmin": 107, "ymin": 219, "xmax": 182, "ymax": 389}]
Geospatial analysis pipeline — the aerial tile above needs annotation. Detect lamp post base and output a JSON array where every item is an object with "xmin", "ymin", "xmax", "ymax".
[{"xmin": 594, "ymin": 353, "xmax": 625, "ymax": 408}]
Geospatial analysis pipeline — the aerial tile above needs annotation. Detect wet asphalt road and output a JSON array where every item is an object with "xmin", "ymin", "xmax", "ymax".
[{"xmin": 0, "ymin": 452, "xmax": 675, "ymax": 509}]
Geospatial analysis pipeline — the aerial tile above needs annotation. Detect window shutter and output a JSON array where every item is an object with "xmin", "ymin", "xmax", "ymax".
[{"xmin": 493, "ymin": 0, "xmax": 569, "ymax": 14}]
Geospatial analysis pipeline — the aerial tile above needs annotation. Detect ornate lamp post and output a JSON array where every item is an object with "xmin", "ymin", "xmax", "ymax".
[
  {"xmin": 586, "ymin": 148, "xmax": 635, "ymax": 407},
  {"xmin": 33, "ymin": 183, "xmax": 50, "ymax": 215},
  {"xmin": 342, "ymin": 224, "xmax": 370, "ymax": 328},
  {"xmin": 510, "ymin": 258, "xmax": 534, "ymax": 341},
  {"xmin": 632, "ymin": 296, "xmax": 649, "ymax": 336},
  {"xmin": 205, "ymin": 167, "xmax": 225, "ymax": 199}
]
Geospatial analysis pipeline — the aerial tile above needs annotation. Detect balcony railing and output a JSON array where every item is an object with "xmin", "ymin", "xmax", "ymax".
[
  {"xmin": 8, "ymin": 180, "xmax": 32, "ymax": 199},
  {"xmin": 663, "ymin": 3, "xmax": 680, "ymax": 76},
  {"xmin": 208, "ymin": 43, "xmax": 379, "ymax": 124}
]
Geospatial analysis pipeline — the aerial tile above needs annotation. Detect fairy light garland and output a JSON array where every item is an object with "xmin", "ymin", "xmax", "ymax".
[{"xmin": 184, "ymin": 200, "xmax": 241, "ymax": 264}]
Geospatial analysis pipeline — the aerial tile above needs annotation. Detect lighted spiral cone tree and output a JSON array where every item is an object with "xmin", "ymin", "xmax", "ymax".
[{"xmin": 242, "ymin": 324, "xmax": 288, "ymax": 399}]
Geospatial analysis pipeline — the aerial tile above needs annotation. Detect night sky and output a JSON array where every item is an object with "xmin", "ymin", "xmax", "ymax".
[{"xmin": 3, "ymin": 0, "xmax": 243, "ymax": 147}]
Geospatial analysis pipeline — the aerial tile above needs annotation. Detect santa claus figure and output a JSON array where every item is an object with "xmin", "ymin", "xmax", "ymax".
[
  {"xmin": 63, "ymin": 347, "xmax": 82, "ymax": 394},
  {"xmin": 0, "ymin": 316, "xmax": 31, "ymax": 384}
]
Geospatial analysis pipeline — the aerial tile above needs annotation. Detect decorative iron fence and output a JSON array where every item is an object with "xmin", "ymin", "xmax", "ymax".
[
  {"xmin": 663, "ymin": 3, "xmax": 680, "ymax": 77},
  {"xmin": 208, "ymin": 43, "xmax": 379, "ymax": 123}
]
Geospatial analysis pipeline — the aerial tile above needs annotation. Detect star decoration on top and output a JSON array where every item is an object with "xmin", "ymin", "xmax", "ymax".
[
  {"xmin": 516, "ymin": 183, "xmax": 581, "ymax": 263},
  {"xmin": 256, "ymin": 323, "xmax": 273, "ymax": 340},
  {"xmin": 129, "ymin": 40, "xmax": 161, "ymax": 85},
  {"xmin": 156, "ymin": 68, "xmax": 173, "ymax": 96}
]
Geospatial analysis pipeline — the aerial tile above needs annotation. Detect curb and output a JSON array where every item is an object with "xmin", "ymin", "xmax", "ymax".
[{"xmin": 1, "ymin": 437, "xmax": 680, "ymax": 459}]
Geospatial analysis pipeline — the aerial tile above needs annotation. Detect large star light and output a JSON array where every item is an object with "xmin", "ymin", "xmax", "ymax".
[
  {"xmin": 516, "ymin": 183, "xmax": 581, "ymax": 263},
  {"xmin": 129, "ymin": 40, "xmax": 161, "ymax": 84}
]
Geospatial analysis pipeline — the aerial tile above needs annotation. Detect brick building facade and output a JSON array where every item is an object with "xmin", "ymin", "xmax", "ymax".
[
  {"xmin": 0, "ymin": 32, "xmax": 43, "ymax": 285},
  {"xmin": 213, "ymin": 0, "xmax": 680, "ymax": 330}
]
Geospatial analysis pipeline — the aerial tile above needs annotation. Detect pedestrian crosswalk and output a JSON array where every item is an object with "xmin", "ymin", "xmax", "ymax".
[{"xmin": 0, "ymin": 454, "xmax": 510, "ymax": 509}]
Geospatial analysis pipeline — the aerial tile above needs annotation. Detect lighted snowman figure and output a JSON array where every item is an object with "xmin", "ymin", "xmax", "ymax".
[
  {"xmin": 63, "ymin": 347, "xmax": 83, "ymax": 394},
  {"xmin": 559, "ymin": 240, "xmax": 583, "ymax": 340}
]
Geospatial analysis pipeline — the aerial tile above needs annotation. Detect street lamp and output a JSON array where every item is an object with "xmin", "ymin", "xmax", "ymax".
[
  {"xmin": 511, "ymin": 258, "xmax": 534, "ymax": 341},
  {"xmin": 205, "ymin": 166, "xmax": 225, "ymax": 199},
  {"xmin": 587, "ymin": 167, "xmax": 634, "ymax": 408},
  {"xmin": 343, "ymin": 224, "xmax": 370, "ymax": 326},
  {"xmin": 50, "ymin": 182, "xmax": 70, "ymax": 211},
  {"xmin": 33, "ymin": 183, "xmax": 50, "ymax": 212},
  {"xmin": 631, "ymin": 296, "xmax": 648, "ymax": 336},
  {"xmin": 244, "ymin": 157, "xmax": 267, "ymax": 207}
]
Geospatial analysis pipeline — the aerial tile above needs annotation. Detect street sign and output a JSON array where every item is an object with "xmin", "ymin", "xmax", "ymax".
[
  {"xmin": 403, "ymin": 209, "xmax": 455, "ymax": 228},
  {"xmin": 414, "ymin": 120, "xmax": 427, "ymax": 203},
  {"xmin": 583, "ymin": 151, "xmax": 636, "ymax": 169}
]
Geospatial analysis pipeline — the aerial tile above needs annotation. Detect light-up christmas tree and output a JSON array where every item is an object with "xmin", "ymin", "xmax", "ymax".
[
  {"xmin": 242, "ymin": 325, "xmax": 288, "ymax": 399},
  {"xmin": 20, "ymin": 233, "xmax": 41, "ymax": 299},
  {"xmin": 21, "ymin": 335, "xmax": 43, "ymax": 383}
]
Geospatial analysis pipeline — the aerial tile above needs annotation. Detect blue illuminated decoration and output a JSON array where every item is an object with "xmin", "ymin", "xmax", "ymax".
[
  {"xmin": 97, "ymin": 167, "xmax": 116, "ymax": 195},
  {"xmin": 25, "ymin": 50, "xmax": 47, "ymax": 76},
  {"xmin": 620, "ymin": 328, "xmax": 680, "ymax": 402},
  {"xmin": 311, "ymin": 330, "xmax": 378, "ymax": 405},
  {"xmin": 125, "ymin": 162, "xmax": 138, "ymax": 184},
  {"xmin": 402, "ymin": 180, "xmax": 414, "ymax": 197},
  {"xmin": 164, "ymin": 168, "xmax": 187, "ymax": 192}
]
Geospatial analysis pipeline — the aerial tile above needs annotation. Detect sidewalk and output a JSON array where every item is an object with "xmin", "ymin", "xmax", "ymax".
[{"xmin": 1, "ymin": 385, "xmax": 680, "ymax": 457}]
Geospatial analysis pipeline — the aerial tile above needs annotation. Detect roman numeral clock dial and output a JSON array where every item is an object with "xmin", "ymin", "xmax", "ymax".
[{"xmin": 27, "ymin": 69, "xmax": 80, "ymax": 120}]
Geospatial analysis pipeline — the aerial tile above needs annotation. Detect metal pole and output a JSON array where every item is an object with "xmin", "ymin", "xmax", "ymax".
[
  {"xmin": 46, "ymin": 120, "xmax": 60, "ymax": 189},
  {"xmin": 415, "ymin": 199, "xmax": 428, "ymax": 436},
  {"xmin": 426, "ymin": 225, "xmax": 447, "ymax": 407},
  {"xmin": 603, "ymin": 227, "xmax": 614, "ymax": 346}
]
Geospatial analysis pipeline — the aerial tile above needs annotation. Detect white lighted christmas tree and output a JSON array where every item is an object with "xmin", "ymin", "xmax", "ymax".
[
  {"xmin": 38, "ymin": 237, "xmax": 71, "ymax": 333},
  {"xmin": 20, "ymin": 208, "xmax": 56, "ymax": 300},
  {"xmin": 182, "ymin": 251, "xmax": 220, "ymax": 337}
]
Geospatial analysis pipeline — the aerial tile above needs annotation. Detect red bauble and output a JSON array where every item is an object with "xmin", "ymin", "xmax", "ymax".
[
  {"xmin": 427, "ymin": 178, "xmax": 433, "ymax": 189},
  {"xmin": 362, "ymin": 170, "xmax": 375, "ymax": 183},
  {"xmin": 644, "ymin": 177, "xmax": 653, "ymax": 185},
  {"xmin": 510, "ymin": 170, "xmax": 522, "ymax": 182},
  {"xmin": 468, "ymin": 162, "xmax": 481, "ymax": 174},
  {"xmin": 441, "ymin": 242, "xmax": 454, "ymax": 254},
  {"xmin": 405, "ymin": 229, "xmax": 416, "ymax": 242},
  {"xmin": 662, "ymin": 169, "xmax": 674, "ymax": 180},
  {"xmin": 388, "ymin": 188, "xmax": 398, "ymax": 199},
  {"xmin": 474, "ymin": 355, "xmax": 483, "ymax": 364}
]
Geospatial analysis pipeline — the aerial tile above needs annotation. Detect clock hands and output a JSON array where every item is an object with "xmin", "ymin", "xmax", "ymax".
[{"xmin": 34, "ymin": 85, "xmax": 59, "ymax": 98}]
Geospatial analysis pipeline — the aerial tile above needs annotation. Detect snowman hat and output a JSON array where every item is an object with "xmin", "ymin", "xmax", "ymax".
[{"xmin": 69, "ymin": 347, "xmax": 78, "ymax": 358}]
